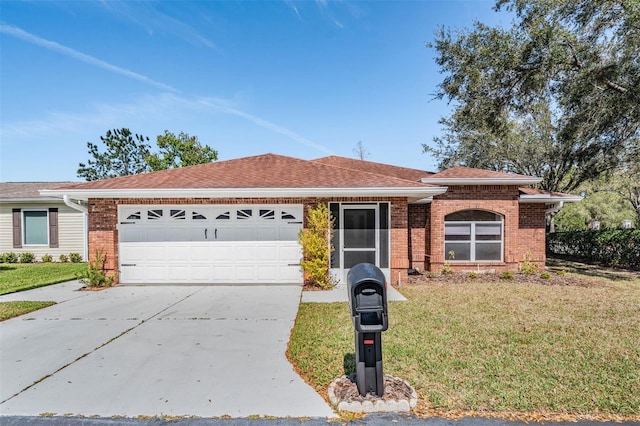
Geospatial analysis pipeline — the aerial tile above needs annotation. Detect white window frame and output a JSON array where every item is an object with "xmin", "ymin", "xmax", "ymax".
[
  {"xmin": 444, "ymin": 213, "xmax": 504, "ymax": 262},
  {"xmin": 22, "ymin": 209, "xmax": 49, "ymax": 246}
]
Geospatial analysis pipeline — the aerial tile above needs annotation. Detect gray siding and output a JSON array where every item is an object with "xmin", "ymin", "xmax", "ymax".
[{"xmin": 0, "ymin": 202, "xmax": 86, "ymax": 261}]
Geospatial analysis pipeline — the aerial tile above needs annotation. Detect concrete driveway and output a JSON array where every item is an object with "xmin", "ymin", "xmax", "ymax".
[{"xmin": 0, "ymin": 284, "xmax": 335, "ymax": 418}]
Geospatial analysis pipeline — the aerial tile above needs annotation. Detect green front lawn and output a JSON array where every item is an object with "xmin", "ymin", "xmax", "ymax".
[
  {"xmin": 0, "ymin": 301, "xmax": 56, "ymax": 321},
  {"xmin": 0, "ymin": 262, "xmax": 86, "ymax": 295},
  {"xmin": 288, "ymin": 273, "xmax": 640, "ymax": 419}
]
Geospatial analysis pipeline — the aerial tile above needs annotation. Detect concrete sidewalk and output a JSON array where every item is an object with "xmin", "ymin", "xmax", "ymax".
[{"xmin": 0, "ymin": 284, "xmax": 335, "ymax": 419}]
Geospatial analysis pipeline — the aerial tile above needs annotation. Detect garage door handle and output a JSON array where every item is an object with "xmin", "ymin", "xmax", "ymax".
[
  {"xmin": 288, "ymin": 221, "xmax": 303, "ymax": 224},
  {"xmin": 288, "ymin": 263, "xmax": 300, "ymax": 266},
  {"xmin": 121, "ymin": 264, "xmax": 136, "ymax": 267}
]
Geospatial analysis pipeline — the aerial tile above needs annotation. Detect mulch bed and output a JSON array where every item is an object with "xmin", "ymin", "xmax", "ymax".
[
  {"xmin": 332, "ymin": 375, "xmax": 415, "ymax": 403},
  {"xmin": 407, "ymin": 271, "xmax": 595, "ymax": 287}
]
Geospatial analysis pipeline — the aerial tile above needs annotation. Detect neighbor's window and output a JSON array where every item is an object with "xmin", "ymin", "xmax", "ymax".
[
  {"xmin": 23, "ymin": 210, "xmax": 48, "ymax": 245},
  {"xmin": 444, "ymin": 210, "xmax": 503, "ymax": 262}
]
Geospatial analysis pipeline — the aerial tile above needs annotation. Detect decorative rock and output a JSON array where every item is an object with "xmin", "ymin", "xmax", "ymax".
[{"xmin": 327, "ymin": 375, "xmax": 418, "ymax": 413}]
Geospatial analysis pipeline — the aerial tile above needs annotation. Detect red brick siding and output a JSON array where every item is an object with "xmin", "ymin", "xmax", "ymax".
[
  {"xmin": 415, "ymin": 186, "xmax": 546, "ymax": 273},
  {"xmin": 408, "ymin": 204, "xmax": 427, "ymax": 269},
  {"xmin": 87, "ymin": 196, "xmax": 411, "ymax": 285}
]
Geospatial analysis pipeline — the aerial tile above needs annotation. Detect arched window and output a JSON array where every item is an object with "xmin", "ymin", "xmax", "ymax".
[{"xmin": 444, "ymin": 210, "xmax": 503, "ymax": 262}]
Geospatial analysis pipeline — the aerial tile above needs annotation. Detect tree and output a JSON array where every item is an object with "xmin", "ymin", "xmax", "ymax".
[
  {"xmin": 77, "ymin": 128, "xmax": 151, "ymax": 181},
  {"xmin": 146, "ymin": 130, "xmax": 218, "ymax": 171},
  {"xmin": 425, "ymin": 0, "xmax": 640, "ymax": 193},
  {"xmin": 353, "ymin": 141, "xmax": 369, "ymax": 160}
]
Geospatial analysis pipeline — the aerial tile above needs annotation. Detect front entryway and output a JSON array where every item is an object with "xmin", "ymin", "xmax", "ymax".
[
  {"xmin": 117, "ymin": 205, "xmax": 303, "ymax": 284},
  {"xmin": 330, "ymin": 203, "xmax": 390, "ymax": 283}
]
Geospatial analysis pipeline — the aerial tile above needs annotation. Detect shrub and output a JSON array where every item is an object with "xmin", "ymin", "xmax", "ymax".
[
  {"xmin": 520, "ymin": 251, "xmax": 539, "ymax": 274},
  {"xmin": 547, "ymin": 229, "xmax": 640, "ymax": 268},
  {"xmin": 540, "ymin": 272, "xmax": 551, "ymax": 279},
  {"xmin": 467, "ymin": 272, "xmax": 479, "ymax": 279},
  {"xmin": 298, "ymin": 203, "xmax": 335, "ymax": 289},
  {"xmin": 556, "ymin": 269, "xmax": 567, "ymax": 276},
  {"xmin": 41, "ymin": 254, "xmax": 53, "ymax": 263},
  {"xmin": 3, "ymin": 252, "xmax": 19, "ymax": 264},
  {"xmin": 69, "ymin": 253, "xmax": 83, "ymax": 263},
  {"xmin": 77, "ymin": 250, "xmax": 116, "ymax": 288},
  {"xmin": 500, "ymin": 271, "xmax": 514, "ymax": 280},
  {"xmin": 19, "ymin": 252, "xmax": 36, "ymax": 263},
  {"xmin": 59, "ymin": 254, "xmax": 69, "ymax": 263},
  {"xmin": 440, "ymin": 250, "xmax": 455, "ymax": 275}
]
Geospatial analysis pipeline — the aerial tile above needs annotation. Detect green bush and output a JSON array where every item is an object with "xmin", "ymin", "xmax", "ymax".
[
  {"xmin": 19, "ymin": 252, "xmax": 36, "ymax": 263},
  {"xmin": 547, "ymin": 229, "xmax": 640, "ymax": 268},
  {"xmin": 467, "ymin": 272, "xmax": 479, "ymax": 279},
  {"xmin": 76, "ymin": 250, "xmax": 116, "ymax": 288},
  {"xmin": 69, "ymin": 253, "xmax": 83, "ymax": 263},
  {"xmin": 41, "ymin": 254, "xmax": 53, "ymax": 263},
  {"xmin": 59, "ymin": 254, "xmax": 69, "ymax": 263},
  {"xmin": 298, "ymin": 203, "xmax": 335, "ymax": 289},
  {"xmin": 2, "ymin": 252, "xmax": 19, "ymax": 264},
  {"xmin": 500, "ymin": 271, "xmax": 514, "ymax": 280},
  {"xmin": 540, "ymin": 272, "xmax": 551, "ymax": 279},
  {"xmin": 520, "ymin": 251, "xmax": 539, "ymax": 274}
]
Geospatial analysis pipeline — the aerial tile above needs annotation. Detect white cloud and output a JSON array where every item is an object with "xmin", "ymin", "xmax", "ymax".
[
  {"xmin": 1, "ymin": 93, "xmax": 334, "ymax": 155},
  {"xmin": 98, "ymin": 1, "xmax": 216, "ymax": 49},
  {"xmin": 0, "ymin": 24, "xmax": 180, "ymax": 93}
]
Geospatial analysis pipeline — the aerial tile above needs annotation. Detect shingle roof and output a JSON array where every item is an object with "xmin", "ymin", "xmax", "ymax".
[
  {"xmin": 312, "ymin": 156, "xmax": 433, "ymax": 181},
  {"xmin": 0, "ymin": 182, "xmax": 76, "ymax": 200},
  {"xmin": 50, "ymin": 154, "xmax": 434, "ymax": 191},
  {"xmin": 427, "ymin": 166, "xmax": 535, "ymax": 180}
]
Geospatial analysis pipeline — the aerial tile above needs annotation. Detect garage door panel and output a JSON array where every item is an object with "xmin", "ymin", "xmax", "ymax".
[
  {"xmin": 145, "ymin": 245, "xmax": 167, "ymax": 262},
  {"xmin": 118, "ymin": 205, "xmax": 303, "ymax": 284}
]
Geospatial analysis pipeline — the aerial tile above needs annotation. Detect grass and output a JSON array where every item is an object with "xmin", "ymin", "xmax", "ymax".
[
  {"xmin": 0, "ymin": 262, "xmax": 86, "ymax": 295},
  {"xmin": 0, "ymin": 300, "xmax": 56, "ymax": 321},
  {"xmin": 288, "ymin": 273, "xmax": 640, "ymax": 419}
]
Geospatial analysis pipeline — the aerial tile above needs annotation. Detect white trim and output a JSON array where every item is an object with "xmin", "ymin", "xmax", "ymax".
[
  {"xmin": 422, "ymin": 177, "xmax": 542, "ymax": 185},
  {"xmin": 518, "ymin": 194, "xmax": 583, "ymax": 203},
  {"xmin": 40, "ymin": 186, "xmax": 448, "ymax": 201}
]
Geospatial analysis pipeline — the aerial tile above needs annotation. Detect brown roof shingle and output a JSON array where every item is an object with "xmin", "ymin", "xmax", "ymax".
[
  {"xmin": 427, "ymin": 166, "xmax": 535, "ymax": 180},
  {"xmin": 0, "ymin": 182, "xmax": 77, "ymax": 200},
  {"xmin": 52, "ymin": 154, "xmax": 434, "ymax": 191},
  {"xmin": 312, "ymin": 156, "xmax": 434, "ymax": 181}
]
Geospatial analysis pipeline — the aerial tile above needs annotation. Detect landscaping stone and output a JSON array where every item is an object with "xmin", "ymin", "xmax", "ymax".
[{"xmin": 328, "ymin": 375, "xmax": 418, "ymax": 413}]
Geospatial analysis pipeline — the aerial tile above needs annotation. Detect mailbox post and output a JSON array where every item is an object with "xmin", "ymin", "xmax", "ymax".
[{"xmin": 347, "ymin": 263, "xmax": 388, "ymax": 397}]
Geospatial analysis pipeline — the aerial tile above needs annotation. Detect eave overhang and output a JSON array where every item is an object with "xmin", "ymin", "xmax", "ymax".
[
  {"xmin": 518, "ymin": 194, "xmax": 583, "ymax": 203},
  {"xmin": 40, "ymin": 186, "xmax": 449, "ymax": 202}
]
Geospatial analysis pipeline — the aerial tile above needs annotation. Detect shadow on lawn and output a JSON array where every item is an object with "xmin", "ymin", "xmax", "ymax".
[
  {"xmin": 0, "ymin": 265, "xmax": 18, "ymax": 272},
  {"xmin": 547, "ymin": 257, "xmax": 639, "ymax": 282}
]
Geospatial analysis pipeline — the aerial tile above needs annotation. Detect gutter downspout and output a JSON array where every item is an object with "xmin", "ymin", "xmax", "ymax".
[
  {"xmin": 545, "ymin": 201, "xmax": 564, "ymax": 233},
  {"xmin": 63, "ymin": 195, "xmax": 89, "ymax": 262}
]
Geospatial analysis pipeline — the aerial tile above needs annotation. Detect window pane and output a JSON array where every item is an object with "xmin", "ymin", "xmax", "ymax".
[
  {"xmin": 344, "ymin": 251, "xmax": 376, "ymax": 268},
  {"xmin": 24, "ymin": 211, "xmax": 48, "ymax": 245},
  {"xmin": 476, "ymin": 224, "xmax": 502, "ymax": 240},
  {"xmin": 476, "ymin": 243, "xmax": 502, "ymax": 260},
  {"xmin": 446, "ymin": 210, "xmax": 502, "ymax": 221},
  {"xmin": 445, "ymin": 243, "xmax": 470, "ymax": 261},
  {"xmin": 445, "ymin": 224, "xmax": 471, "ymax": 241}
]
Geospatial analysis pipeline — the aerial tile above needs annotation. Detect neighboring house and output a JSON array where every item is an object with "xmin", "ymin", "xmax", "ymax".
[
  {"xmin": 40, "ymin": 154, "xmax": 580, "ymax": 285},
  {"xmin": 0, "ymin": 182, "xmax": 87, "ymax": 261}
]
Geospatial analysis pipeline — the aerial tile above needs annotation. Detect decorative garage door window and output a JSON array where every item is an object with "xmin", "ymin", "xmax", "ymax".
[{"xmin": 444, "ymin": 210, "xmax": 503, "ymax": 262}]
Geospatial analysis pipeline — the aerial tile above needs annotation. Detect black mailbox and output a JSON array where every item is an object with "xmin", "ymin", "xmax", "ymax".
[
  {"xmin": 347, "ymin": 263, "xmax": 388, "ymax": 333},
  {"xmin": 346, "ymin": 263, "xmax": 388, "ymax": 397}
]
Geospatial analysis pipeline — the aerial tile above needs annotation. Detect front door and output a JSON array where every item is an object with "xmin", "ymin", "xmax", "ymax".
[{"xmin": 342, "ymin": 206, "xmax": 378, "ymax": 269}]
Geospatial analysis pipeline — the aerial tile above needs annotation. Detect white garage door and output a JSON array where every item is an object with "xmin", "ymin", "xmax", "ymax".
[{"xmin": 117, "ymin": 205, "xmax": 303, "ymax": 284}]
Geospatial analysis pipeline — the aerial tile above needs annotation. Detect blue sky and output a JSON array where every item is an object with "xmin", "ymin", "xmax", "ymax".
[{"xmin": 1, "ymin": 0, "xmax": 508, "ymax": 182}]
